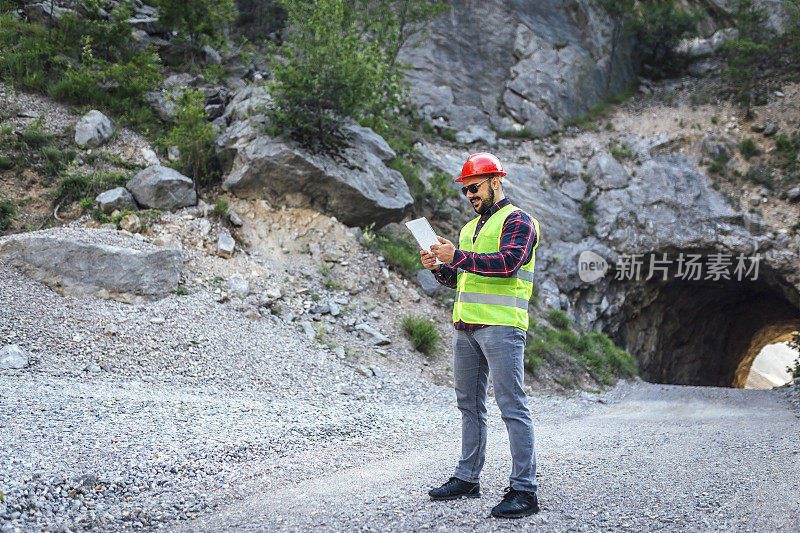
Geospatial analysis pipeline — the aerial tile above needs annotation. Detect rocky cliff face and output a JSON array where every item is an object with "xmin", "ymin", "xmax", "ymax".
[{"xmin": 400, "ymin": 0, "xmax": 635, "ymax": 136}]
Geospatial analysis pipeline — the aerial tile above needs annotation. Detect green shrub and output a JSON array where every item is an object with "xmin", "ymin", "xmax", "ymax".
[
  {"xmin": 402, "ymin": 314, "xmax": 440, "ymax": 355},
  {"xmin": 0, "ymin": 198, "xmax": 16, "ymax": 232},
  {"xmin": 708, "ymin": 152, "xmax": 729, "ymax": 175},
  {"xmin": 389, "ymin": 156, "xmax": 425, "ymax": 202},
  {"xmin": 629, "ymin": 0, "xmax": 703, "ymax": 76},
  {"xmin": 40, "ymin": 147, "xmax": 76, "ymax": 177},
  {"xmin": 721, "ymin": 0, "xmax": 771, "ymax": 118},
  {"xmin": 360, "ymin": 225, "xmax": 420, "ymax": 277},
  {"xmin": 499, "ymin": 128, "xmax": 537, "ymax": 140},
  {"xmin": 428, "ymin": 171, "xmax": 459, "ymax": 205},
  {"xmin": 439, "ymin": 128, "xmax": 457, "ymax": 142},
  {"xmin": 610, "ymin": 141, "xmax": 635, "ymax": 161},
  {"xmin": 547, "ymin": 309, "xmax": 572, "ymax": 330},
  {"xmin": 739, "ymin": 138, "xmax": 760, "ymax": 160},
  {"xmin": 212, "ymin": 197, "xmax": 230, "ymax": 217},
  {"xmin": 579, "ymin": 200, "xmax": 597, "ymax": 235},
  {"xmin": 774, "ymin": 134, "xmax": 800, "ymax": 170},
  {"xmin": 267, "ymin": 0, "xmax": 446, "ymax": 150},
  {"xmin": 163, "ymin": 88, "xmax": 218, "ymax": 186},
  {"xmin": 234, "ymin": 0, "xmax": 287, "ymax": 40},
  {"xmin": 745, "ymin": 164, "xmax": 775, "ymax": 189},
  {"xmin": 53, "ymin": 165, "xmax": 130, "ymax": 205},
  {"xmin": 154, "ymin": 0, "xmax": 236, "ymax": 47}
]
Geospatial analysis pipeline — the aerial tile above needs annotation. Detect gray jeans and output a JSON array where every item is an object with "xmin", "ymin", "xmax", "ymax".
[{"xmin": 452, "ymin": 325, "xmax": 537, "ymax": 492}]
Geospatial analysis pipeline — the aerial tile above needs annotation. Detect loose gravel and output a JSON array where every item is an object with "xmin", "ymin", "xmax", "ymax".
[{"xmin": 2, "ymin": 240, "xmax": 800, "ymax": 532}]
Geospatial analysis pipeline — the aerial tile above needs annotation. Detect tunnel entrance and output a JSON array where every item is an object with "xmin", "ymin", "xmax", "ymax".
[{"xmin": 612, "ymin": 271, "xmax": 800, "ymax": 388}]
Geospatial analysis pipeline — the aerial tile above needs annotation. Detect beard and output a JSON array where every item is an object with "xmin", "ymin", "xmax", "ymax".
[{"xmin": 472, "ymin": 187, "xmax": 495, "ymax": 215}]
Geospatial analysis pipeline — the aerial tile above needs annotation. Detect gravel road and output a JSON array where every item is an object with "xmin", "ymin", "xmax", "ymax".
[
  {"xmin": 180, "ymin": 381, "xmax": 800, "ymax": 533},
  {"xmin": 2, "ymin": 252, "xmax": 800, "ymax": 532}
]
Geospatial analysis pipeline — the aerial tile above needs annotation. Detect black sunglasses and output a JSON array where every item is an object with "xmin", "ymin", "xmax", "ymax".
[{"xmin": 461, "ymin": 176, "xmax": 492, "ymax": 196}]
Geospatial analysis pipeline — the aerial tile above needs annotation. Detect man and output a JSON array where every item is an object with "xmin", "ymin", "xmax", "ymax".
[{"xmin": 420, "ymin": 152, "xmax": 540, "ymax": 519}]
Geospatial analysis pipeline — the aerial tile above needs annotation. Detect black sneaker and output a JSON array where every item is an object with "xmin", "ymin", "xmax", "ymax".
[
  {"xmin": 490, "ymin": 487, "xmax": 539, "ymax": 518},
  {"xmin": 428, "ymin": 477, "xmax": 480, "ymax": 500}
]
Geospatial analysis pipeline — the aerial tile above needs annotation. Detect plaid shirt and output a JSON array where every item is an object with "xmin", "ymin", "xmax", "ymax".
[{"xmin": 434, "ymin": 198, "xmax": 538, "ymax": 332}]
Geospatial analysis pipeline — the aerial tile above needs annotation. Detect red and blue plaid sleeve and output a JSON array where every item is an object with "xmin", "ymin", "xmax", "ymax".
[{"xmin": 450, "ymin": 210, "xmax": 536, "ymax": 277}]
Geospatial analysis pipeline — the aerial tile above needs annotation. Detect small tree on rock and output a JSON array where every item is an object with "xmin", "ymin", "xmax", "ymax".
[{"xmin": 266, "ymin": 0, "xmax": 447, "ymax": 151}]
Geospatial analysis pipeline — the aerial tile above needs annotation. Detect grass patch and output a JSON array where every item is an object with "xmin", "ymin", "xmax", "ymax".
[
  {"xmin": 402, "ymin": 314, "xmax": 440, "ymax": 356},
  {"xmin": 745, "ymin": 164, "xmax": 775, "ymax": 190},
  {"xmin": 773, "ymin": 134, "xmax": 799, "ymax": 171},
  {"xmin": 707, "ymin": 152, "xmax": 729, "ymax": 175},
  {"xmin": 525, "ymin": 318, "xmax": 638, "ymax": 387},
  {"xmin": 609, "ymin": 140, "xmax": 635, "ymax": 161},
  {"xmin": 0, "ymin": 9, "xmax": 162, "ymax": 131},
  {"xmin": 579, "ymin": 200, "xmax": 597, "ymax": 235},
  {"xmin": 565, "ymin": 79, "xmax": 640, "ymax": 129},
  {"xmin": 360, "ymin": 224, "xmax": 420, "ymax": 277},
  {"xmin": 739, "ymin": 138, "xmax": 759, "ymax": 160},
  {"xmin": 389, "ymin": 156, "xmax": 425, "ymax": 202},
  {"xmin": 499, "ymin": 128, "xmax": 538, "ymax": 140},
  {"xmin": 212, "ymin": 197, "xmax": 230, "ymax": 218},
  {"xmin": 0, "ymin": 198, "xmax": 16, "ymax": 233},
  {"xmin": 547, "ymin": 308, "xmax": 572, "ymax": 330},
  {"xmin": 53, "ymin": 165, "xmax": 130, "ymax": 206}
]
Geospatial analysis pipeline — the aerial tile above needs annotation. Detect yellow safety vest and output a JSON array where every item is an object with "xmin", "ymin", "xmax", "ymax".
[{"xmin": 452, "ymin": 203, "xmax": 539, "ymax": 330}]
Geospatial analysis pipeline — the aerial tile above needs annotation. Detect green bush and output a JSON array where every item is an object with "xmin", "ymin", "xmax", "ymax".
[
  {"xmin": 428, "ymin": 172, "xmax": 459, "ymax": 205},
  {"xmin": 402, "ymin": 314, "xmax": 440, "ymax": 355},
  {"xmin": 18, "ymin": 117, "xmax": 53, "ymax": 148},
  {"xmin": 163, "ymin": 89, "xmax": 218, "ymax": 186},
  {"xmin": 389, "ymin": 157, "xmax": 425, "ymax": 202},
  {"xmin": 774, "ymin": 134, "xmax": 800, "ymax": 170},
  {"xmin": 267, "ymin": 0, "xmax": 446, "ymax": 150},
  {"xmin": 708, "ymin": 152, "xmax": 730, "ymax": 175},
  {"xmin": 0, "ymin": 7, "xmax": 162, "ymax": 129},
  {"xmin": 234, "ymin": 0, "xmax": 286, "ymax": 41},
  {"xmin": 739, "ymin": 138, "xmax": 760, "ymax": 160},
  {"xmin": 212, "ymin": 197, "xmax": 230, "ymax": 217},
  {"xmin": 547, "ymin": 309, "xmax": 572, "ymax": 330},
  {"xmin": 53, "ymin": 165, "xmax": 130, "ymax": 206},
  {"xmin": 155, "ymin": 0, "xmax": 236, "ymax": 47},
  {"xmin": 598, "ymin": 0, "xmax": 701, "ymax": 77},
  {"xmin": 579, "ymin": 200, "xmax": 597, "ymax": 235},
  {"xmin": 745, "ymin": 164, "xmax": 775, "ymax": 189},
  {"xmin": 360, "ymin": 225, "xmax": 420, "ymax": 277},
  {"xmin": 721, "ymin": 0, "xmax": 771, "ymax": 118},
  {"xmin": 0, "ymin": 198, "xmax": 16, "ymax": 232},
  {"xmin": 529, "ymin": 323, "xmax": 638, "ymax": 386}
]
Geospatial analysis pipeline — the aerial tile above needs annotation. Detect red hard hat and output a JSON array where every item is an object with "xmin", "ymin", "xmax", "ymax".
[{"xmin": 457, "ymin": 152, "xmax": 507, "ymax": 182}]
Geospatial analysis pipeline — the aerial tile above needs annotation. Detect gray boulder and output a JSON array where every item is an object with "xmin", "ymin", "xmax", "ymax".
[
  {"xmin": 75, "ymin": 110, "xmax": 114, "ymax": 148},
  {"xmin": 0, "ymin": 228, "xmax": 182, "ymax": 303},
  {"xmin": 586, "ymin": 152, "xmax": 629, "ymax": 190},
  {"xmin": 455, "ymin": 125, "xmax": 498, "ymax": 146},
  {"xmin": 787, "ymin": 187, "xmax": 800, "ymax": 202},
  {"xmin": 0, "ymin": 344, "xmax": 30, "ymax": 370},
  {"xmin": 217, "ymin": 104, "xmax": 413, "ymax": 226},
  {"xmin": 701, "ymin": 135, "xmax": 735, "ymax": 160},
  {"xmin": 23, "ymin": 2, "xmax": 76, "ymax": 24},
  {"xmin": 94, "ymin": 187, "xmax": 137, "ymax": 214},
  {"xmin": 341, "ymin": 121, "xmax": 396, "ymax": 163},
  {"xmin": 547, "ymin": 156, "xmax": 583, "ymax": 181},
  {"xmin": 126, "ymin": 166, "xmax": 197, "ymax": 210}
]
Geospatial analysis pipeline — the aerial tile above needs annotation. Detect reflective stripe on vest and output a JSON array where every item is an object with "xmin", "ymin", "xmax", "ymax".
[
  {"xmin": 452, "ymin": 203, "xmax": 539, "ymax": 331},
  {"xmin": 455, "ymin": 291, "xmax": 530, "ymax": 310}
]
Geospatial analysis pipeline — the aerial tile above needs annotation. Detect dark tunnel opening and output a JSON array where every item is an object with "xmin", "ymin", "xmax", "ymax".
[{"xmin": 609, "ymin": 258, "xmax": 800, "ymax": 388}]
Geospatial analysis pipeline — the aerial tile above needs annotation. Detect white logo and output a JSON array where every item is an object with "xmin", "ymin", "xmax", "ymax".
[{"xmin": 578, "ymin": 250, "xmax": 608, "ymax": 283}]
